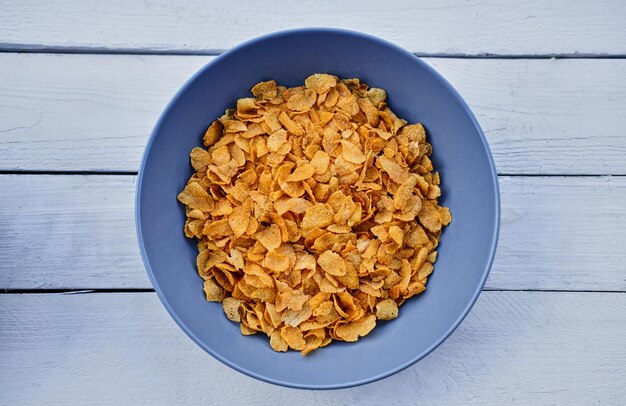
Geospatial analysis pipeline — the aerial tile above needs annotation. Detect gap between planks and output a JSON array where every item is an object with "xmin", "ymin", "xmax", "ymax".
[
  {"xmin": 2, "ymin": 47, "xmax": 626, "ymax": 59},
  {"xmin": 3, "ymin": 171, "xmax": 626, "ymax": 178},
  {"xmin": 2, "ymin": 288, "xmax": 626, "ymax": 295}
]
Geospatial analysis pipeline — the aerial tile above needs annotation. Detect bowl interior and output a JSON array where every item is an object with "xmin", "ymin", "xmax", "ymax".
[{"xmin": 137, "ymin": 29, "xmax": 499, "ymax": 389}]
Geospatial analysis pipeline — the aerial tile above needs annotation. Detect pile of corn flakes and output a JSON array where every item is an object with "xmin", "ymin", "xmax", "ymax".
[{"xmin": 177, "ymin": 74, "xmax": 451, "ymax": 354}]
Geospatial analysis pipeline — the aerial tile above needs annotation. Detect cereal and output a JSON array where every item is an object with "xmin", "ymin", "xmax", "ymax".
[
  {"xmin": 375, "ymin": 298, "xmax": 399, "ymax": 321},
  {"xmin": 222, "ymin": 297, "xmax": 242, "ymax": 322},
  {"xmin": 317, "ymin": 250, "xmax": 347, "ymax": 277},
  {"xmin": 178, "ymin": 74, "xmax": 451, "ymax": 355}
]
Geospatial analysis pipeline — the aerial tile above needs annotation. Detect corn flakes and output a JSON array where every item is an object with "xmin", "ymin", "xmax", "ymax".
[{"xmin": 178, "ymin": 74, "xmax": 451, "ymax": 355}]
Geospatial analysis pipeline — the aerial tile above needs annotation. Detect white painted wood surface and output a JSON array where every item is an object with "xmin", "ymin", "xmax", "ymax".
[
  {"xmin": 1, "ymin": 0, "xmax": 626, "ymax": 55},
  {"xmin": 1, "ymin": 291, "xmax": 625, "ymax": 405},
  {"xmin": 1, "ymin": 54, "xmax": 626, "ymax": 174},
  {"xmin": 2, "ymin": 175, "xmax": 626, "ymax": 291},
  {"xmin": 2, "ymin": 1, "xmax": 626, "ymax": 403}
]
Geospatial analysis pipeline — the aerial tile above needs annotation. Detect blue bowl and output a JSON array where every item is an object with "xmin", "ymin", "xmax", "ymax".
[{"xmin": 136, "ymin": 28, "xmax": 500, "ymax": 389}]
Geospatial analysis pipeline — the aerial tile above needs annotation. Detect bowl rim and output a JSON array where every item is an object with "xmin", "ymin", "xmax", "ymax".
[{"xmin": 136, "ymin": 27, "xmax": 501, "ymax": 390}]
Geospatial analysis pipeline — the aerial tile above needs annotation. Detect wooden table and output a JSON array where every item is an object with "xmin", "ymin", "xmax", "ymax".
[{"xmin": 1, "ymin": 1, "xmax": 625, "ymax": 404}]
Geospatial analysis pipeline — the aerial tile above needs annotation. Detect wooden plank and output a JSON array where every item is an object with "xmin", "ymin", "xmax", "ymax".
[
  {"xmin": 428, "ymin": 58, "xmax": 626, "ymax": 175},
  {"xmin": 1, "ymin": 1, "xmax": 625, "ymax": 55},
  {"xmin": 0, "ymin": 175, "xmax": 140, "ymax": 290},
  {"xmin": 1, "ymin": 54, "xmax": 625, "ymax": 174},
  {"xmin": 1, "ymin": 175, "xmax": 625, "ymax": 291},
  {"xmin": 1, "ymin": 291, "xmax": 624, "ymax": 404},
  {"xmin": 495, "ymin": 175, "xmax": 626, "ymax": 291},
  {"xmin": 0, "ymin": 54, "xmax": 194, "ymax": 173}
]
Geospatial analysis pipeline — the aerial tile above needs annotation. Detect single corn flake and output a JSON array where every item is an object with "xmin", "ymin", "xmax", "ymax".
[
  {"xmin": 251, "ymin": 80, "xmax": 278, "ymax": 99},
  {"xmin": 310, "ymin": 150, "xmax": 330, "ymax": 174},
  {"xmin": 317, "ymin": 250, "xmax": 347, "ymax": 276},
  {"xmin": 301, "ymin": 204, "xmax": 335, "ymax": 230},
  {"xmin": 177, "ymin": 182, "xmax": 214, "ymax": 212},
  {"xmin": 270, "ymin": 330, "xmax": 289, "ymax": 352},
  {"xmin": 305, "ymin": 73, "xmax": 337, "ymax": 94},
  {"xmin": 280, "ymin": 326, "xmax": 307, "ymax": 351},
  {"xmin": 287, "ymin": 89, "xmax": 317, "ymax": 111},
  {"xmin": 255, "ymin": 224, "xmax": 282, "ymax": 252},
  {"xmin": 375, "ymin": 298, "xmax": 399, "ymax": 320},
  {"xmin": 378, "ymin": 156, "xmax": 409, "ymax": 184},
  {"xmin": 222, "ymin": 297, "xmax": 242, "ymax": 322},
  {"xmin": 203, "ymin": 121, "xmax": 223, "ymax": 147},
  {"xmin": 203, "ymin": 279, "xmax": 224, "ymax": 302},
  {"xmin": 335, "ymin": 315, "xmax": 376, "ymax": 342}
]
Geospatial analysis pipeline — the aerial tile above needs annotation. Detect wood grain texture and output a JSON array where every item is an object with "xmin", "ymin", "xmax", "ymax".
[
  {"xmin": 1, "ymin": 291, "xmax": 624, "ymax": 405},
  {"xmin": 428, "ymin": 58, "xmax": 626, "ymax": 175},
  {"xmin": 0, "ymin": 175, "xmax": 140, "ymax": 290},
  {"xmin": 1, "ymin": 0, "xmax": 625, "ymax": 55},
  {"xmin": 1, "ymin": 175, "xmax": 625, "ymax": 291},
  {"xmin": 1, "ymin": 54, "xmax": 625, "ymax": 174}
]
